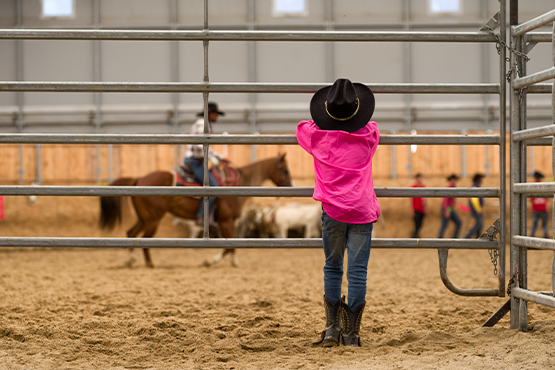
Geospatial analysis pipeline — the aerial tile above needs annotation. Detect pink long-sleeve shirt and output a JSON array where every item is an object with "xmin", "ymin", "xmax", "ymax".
[{"xmin": 296, "ymin": 120, "xmax": 381, "ymax": 224}]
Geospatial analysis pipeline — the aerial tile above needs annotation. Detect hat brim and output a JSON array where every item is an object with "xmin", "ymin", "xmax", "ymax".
[
  {"xmin": 310, "ymin": 83, "xmax": 375, "ymax": 133},
  {"xmin": 197, "ymin": 110, "xmax": 225, "ymax": 117}
]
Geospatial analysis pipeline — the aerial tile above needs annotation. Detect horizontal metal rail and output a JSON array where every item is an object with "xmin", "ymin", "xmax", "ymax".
[
  {"xmin": 527, "ymin": 138, "xmax": 553, "ymax": 146},
  {"xmin": 513, "ymin": 125, "xmax": 555, "ymax": 142},
  {"xmin": 513, "ymin": 236, "xmax": 555, "ymax": 251},
  {"xmin": 0, "ymin": 29, "xmax": 497, "ymax": 42},
  {"xmin": 513, "ymin": 66, "xmax": 555, "ymax": 90},
  {"xmin": 526, "ymin": 32, "xmax": 555, "ymax": 43},
  {"xmin": 0, "ymin": 81, "xmax": 500, "ymax": 94},
  {"xmin": 0, "ymin": 237, "xmax": 497, "ymax": 249},
  {"xmin": 512, "ymin": 287, "xmax": 555, "ymax": 309},
  {"xmin": 513, "ymin": 182, "xmax": 555, "ymax": 194},
  {"xmin": 0, "ymin": 133, "xmax": 500, "ymax": 145},
  {"xmin": 512, "ymin": 9, "xmax": 555, "ymax": 37},
  {"xmin": 0, "ymin": 186, "xmax": 500, "ymax": 198},
  {"xmin": 528, "ymin": 83, "xmax": 553, "ymax": 93}
]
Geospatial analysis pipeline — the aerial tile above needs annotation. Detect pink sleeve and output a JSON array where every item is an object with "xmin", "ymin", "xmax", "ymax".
[
  {"xmin": 369, "ymin": 121, "xmax": 380, "ymax": 156},
  {"xmin": 296, "ymin": 121, "xmax": 313, "ymax": 155}
]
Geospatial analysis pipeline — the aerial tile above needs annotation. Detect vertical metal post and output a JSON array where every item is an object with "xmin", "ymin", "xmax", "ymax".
[
  {"xmin": 93, "ymin": 0, "xmax": 102, "ymax": 184},
  {"xmin": 461, "ymin": 129, "xmax": 467, "ymax": 178},
  {"xmin": 35, "ymin": 144, "xmax": 42, "ymax": 184},
  {"xmin": 324, "ymin": 0, "xmax": 334, "ymax": 82},
  {"xmin": 509, "ymin": 0, "xmax": 521, "ymax": 329},
  {"xmin": 485, "ymin": 129, "xmax": 491, "ymax": 177},
  {"xmin": 248, "ymin": 0, "xmax": 257, "ymax": 162},
  {"xmin": 107, "ymin": 144, "xmax": 113, "ymax": 183},
  {"xmin": 391, "ymin": 130, "xmax": 397, "ymax": 179},
  {"xmin": 403, "ymin": 0, "xmax": 413, "ymax": 179},
  {"xmin": 481, "ymin": 1, "xmax": 491, "ymax": 177},
  {"xmin": 202, "ymin": 0, "xmax": 210, "ymax": 237},
  {"xmin": 519, "ymin": 31, "xmax": 528, "ymax": 332},
  {"xmin": 170, "ymin": 0, "xmax": 181, "ymax": 169},
  {"xmin": 528, "ymin": 146, "xmax": 534, "ymax": 176},
  {"xmin": 16, "ymin": 0, "xmax": 24, "ymax": 184},
  {"xmin": 498, "ymin": 0, "xmax": 507, "ymax": 302}
]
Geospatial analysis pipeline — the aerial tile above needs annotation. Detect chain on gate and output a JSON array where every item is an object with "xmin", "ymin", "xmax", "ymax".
[
  {"xmin": 483, "ymin": 24, "xmax": 530, "ymax": 83},
  {"xmin": 480, "ymin": 218, "xmax": 501, "ymax": 276}
]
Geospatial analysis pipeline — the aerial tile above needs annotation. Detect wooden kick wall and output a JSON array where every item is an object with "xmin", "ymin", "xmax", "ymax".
[{"xmin": 0, "ymin": 132, "xmax": 550, "ymax": 184}]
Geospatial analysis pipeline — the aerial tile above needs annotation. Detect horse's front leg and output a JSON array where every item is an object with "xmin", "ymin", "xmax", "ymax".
[
  {"xmin": 143, "ymin": 248, "xmax": 154, "ymax": 268},
  {"xmin": 204, "ymin": 219, "xmax": 238, "ymax": 267},
  {"xmin": 126, "ymin": 248, "xmax": 139, "ymax": 268},
  {"xmin": 219, "ymin": 219, "xmax": 238, "ymax": 267}
]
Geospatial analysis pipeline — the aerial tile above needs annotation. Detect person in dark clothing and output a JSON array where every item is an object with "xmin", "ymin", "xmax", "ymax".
[
  {"xmin": 438, "ymin": 174, "xmax": 462, "ymax": 238},
  {"xmin": 411, "ymin": 173, "xmax": 426, "ymax": 238}
]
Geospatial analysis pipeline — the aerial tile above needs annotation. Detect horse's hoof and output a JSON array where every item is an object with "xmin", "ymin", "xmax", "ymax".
[
  {"xmin": 202, "ymin": 260, "xmax": 212, "ymax": 268},
  {"xmin": 124, "ymin": 260, "xmax": 135, "ymax": 268}
]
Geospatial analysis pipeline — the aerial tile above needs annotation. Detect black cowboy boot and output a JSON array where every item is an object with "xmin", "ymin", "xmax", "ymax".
[
  {"xmin": 341, "ymin": 297, "xmax": 365, "ymax": 347},
  {"xmin": 312, "ymin": 295, "xmax": 342, "ymax": 347}
]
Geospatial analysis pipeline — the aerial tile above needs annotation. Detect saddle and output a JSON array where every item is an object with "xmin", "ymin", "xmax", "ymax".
[{"xmin": 175, "ymin": 160, "xmax": 240, "ymax": 187}]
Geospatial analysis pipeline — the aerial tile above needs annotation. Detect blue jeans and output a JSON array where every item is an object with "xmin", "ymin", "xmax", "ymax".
[
  {"xmin": 531, "ymin": 211, "xmax": 548, "ymax": 238},
  {"xmin": 321, "ymin": 210, "xmax": 373, "ymax": 311},
  {"xmin": 438, "ymin": 210, "xmax": 461, "ymax": 238},
  {"xmin": 183, "ymin": 157, "xmax": 218, "ymax": 218},
  {"xmin": 464, "ymin": 207, "xmax": 483, "ymax": 239}
]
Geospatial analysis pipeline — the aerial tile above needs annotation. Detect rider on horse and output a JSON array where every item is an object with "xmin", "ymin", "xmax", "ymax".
[{"xmin": 183, "ymin": 102, "xmax": 225, "ymax": 226}]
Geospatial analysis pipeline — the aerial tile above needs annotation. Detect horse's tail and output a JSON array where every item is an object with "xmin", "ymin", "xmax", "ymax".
[{"xmin": 99, "ymin": 177, "xmax": 136, "ymax": 230}]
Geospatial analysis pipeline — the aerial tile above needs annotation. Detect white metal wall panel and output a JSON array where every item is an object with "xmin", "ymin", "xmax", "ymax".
[
  {"xmin": 0, "ymin": 40, "xmax": 16, "ymax": 106},
  {"xmin": 334, "ymin": 42, "xmax": 405, "ymax": 104},
  {"xmin": 412, "ymin": 41, "xmax": 482, "ymax": 103},
  {"xmin": 205, "ymin": 0, "xmax": 249, "ymax": 26},
  {"xmin": 23, "ymin": 40, "xmax": 94, "ymax": 106},
  {"xmin": 334, "ymin": 0, "xmax": 404, "ymax": 24},
  {"xmin": 99, "ymin": 0, "xmax": 171, "ymax": 27},
  {"xmin": 0, "ymin": 1, "xmax": 16, "ymax": 28},
  {"xmin": 100, "ymin": 40, "xmax": 172, "ymax": 105}
]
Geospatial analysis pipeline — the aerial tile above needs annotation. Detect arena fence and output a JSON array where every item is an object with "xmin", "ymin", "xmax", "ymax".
[
  {"xmin": 509, "ymin": 7, "xmax": 555, "ymax": 331},
  {"xmin": 1, "ymin": 0, "xmax": 539, "ymax": 321}
]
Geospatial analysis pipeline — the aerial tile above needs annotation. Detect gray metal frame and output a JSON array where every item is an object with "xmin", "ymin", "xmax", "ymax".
[
  {"xmin": 0, "ymin": 1, "xmax": 508, "ymax": 298},
  {"xmin": 510, "ymin": 6, "xmax": 555, "ymax": 331}
]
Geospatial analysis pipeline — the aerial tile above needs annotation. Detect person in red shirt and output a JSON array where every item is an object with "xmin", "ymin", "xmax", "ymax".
[
  {"xmin": 411, "ymin": 173, "xmax": 426, "ymax": 238},
  {"xmin": 530, "ymin": 171, "xmax": 548, "ymax": 238},
  {"xmin": 438, "ymin": 174, "xmax": 462, "ymax": 238}
]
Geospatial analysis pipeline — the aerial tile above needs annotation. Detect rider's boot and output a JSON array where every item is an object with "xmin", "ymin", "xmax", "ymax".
[
  {"xmin": 341, "ymin": 297, "xmax": 365, "ymax": 347},
  {"xmin": 312, "ymin": 295, "xmax": 342, "ymax": 347}
]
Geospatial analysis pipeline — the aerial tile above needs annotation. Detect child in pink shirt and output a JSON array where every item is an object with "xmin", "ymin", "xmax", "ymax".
[{"xmin": 297, "ymin": 78, "xmax": 380, "ymax": 348}]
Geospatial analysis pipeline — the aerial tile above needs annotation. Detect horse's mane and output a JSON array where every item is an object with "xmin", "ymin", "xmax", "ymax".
[
  {"xmin": 239, "ymin": 157, "xmax": 274, "ymax": 172},
  {"xmin": 237, "ymin": 157, "xmax": 277, "ymax": 187}
]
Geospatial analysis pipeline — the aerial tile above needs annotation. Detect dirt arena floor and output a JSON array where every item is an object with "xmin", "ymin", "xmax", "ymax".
[{"xmin": 1, "ymin": 177, "xmax": 555, "ymax": 370}]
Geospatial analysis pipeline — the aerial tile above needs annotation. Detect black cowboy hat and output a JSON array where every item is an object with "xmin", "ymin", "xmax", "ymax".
[
  {"xmin": 197, "ymin": 102, "xmax": 225, "ymax": 117},
  {"xmin": 310, "ymin": 78, "xmax": 375, "ymax": 133},
  {"xmin": 447, "ymin": 174, "xmax": 460, "ymax": 181},
  {"xmin": 472, "ymin": 173, "xmax": 485, "ymax": 183},
  {"xmin": 533, "ymin": 171, "xmax": 545, "ymax": 179}
]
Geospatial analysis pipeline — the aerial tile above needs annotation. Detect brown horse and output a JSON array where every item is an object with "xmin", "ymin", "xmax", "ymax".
[{"xmin": 99, "ymin": 154, "xmax": 293, "ymax": 268}]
